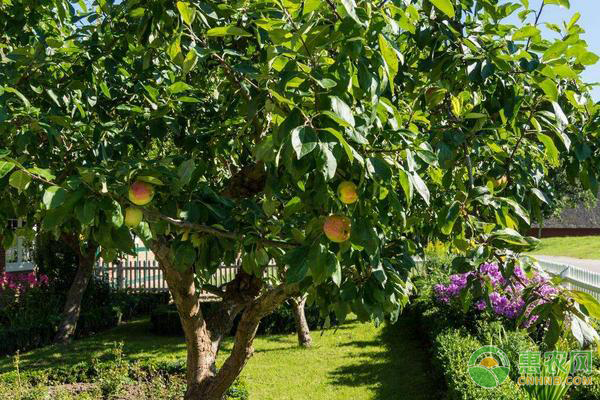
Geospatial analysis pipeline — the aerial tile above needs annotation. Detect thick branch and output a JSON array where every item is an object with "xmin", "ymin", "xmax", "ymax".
[{"xmin": 206, "ymin": 284, "xmax": 296, "ymax": 399}]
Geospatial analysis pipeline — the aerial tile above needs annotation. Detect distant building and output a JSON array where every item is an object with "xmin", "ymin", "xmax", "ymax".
[
  {"xmin": 531, "ymin": 200, "xmax": 600, "ymax": 237},
  {"xmin": 0, "ymin": 220, "xmax": 34, "ymax": 275}
]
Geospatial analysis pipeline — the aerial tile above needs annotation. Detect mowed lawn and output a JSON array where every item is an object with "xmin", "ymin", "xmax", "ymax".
[
  {"xmin": 0, "ymin": 315, "xmax": 440, "ymax": 400},
  {"xmin": 527, "ymin": 236, "xmax": 600, "ymax": 260}
]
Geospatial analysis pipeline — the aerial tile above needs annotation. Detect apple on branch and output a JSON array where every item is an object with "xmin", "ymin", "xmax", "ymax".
[
  {"xmin": 128, "ymin": 181, "xmax": 154, "ymax": 206},
  {"xmin": 323, "ymin": 215, "xmax": 351, "ymax": 243},
  {"xmin": 337, "ymin": 181, "xmax": 358, "ymax": 204},
  {"xmin": 124, "ymin": 207, "xmax": 143, "ymax": 228}
]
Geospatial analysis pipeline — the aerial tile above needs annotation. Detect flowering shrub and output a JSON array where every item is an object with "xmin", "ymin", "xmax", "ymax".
[
  {"xmin": 434, "ymin": 263, "xmax": 559, "ymax": 328},
  {"xmin": 0, "ymin": 271, "xmax": 50, "ymax": 327},
  {"xmin": 0, "ymin": 271, "xmax": 49, "ymax": 293}
]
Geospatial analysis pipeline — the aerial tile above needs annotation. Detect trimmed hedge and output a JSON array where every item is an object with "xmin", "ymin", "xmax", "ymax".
[
  {"xmin": 409, "ymin": 272, "xmax": 535, "ymax": 399},
  {"xmin": 434, "ymin": 329, "xmax": 529, "ymax": 400}
]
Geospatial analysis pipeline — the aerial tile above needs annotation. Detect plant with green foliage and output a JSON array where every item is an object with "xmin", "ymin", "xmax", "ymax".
[{"xmin": 1, "ymin": 0, "xmax": 600, "ymax": 398}]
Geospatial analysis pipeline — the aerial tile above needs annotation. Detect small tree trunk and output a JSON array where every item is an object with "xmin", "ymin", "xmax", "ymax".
[
  {"xmin": 54, "ymin": 238, "xmax": 97, "ymax": 344},
  {"xmin": 291, "ymin": 296, "xmax": 312, "ymax": 348}
]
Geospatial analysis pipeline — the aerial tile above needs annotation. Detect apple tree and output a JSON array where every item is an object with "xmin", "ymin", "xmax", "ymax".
[{"xmin": 1, "ymin": 0, "xmax": 599, "ymax": 399}]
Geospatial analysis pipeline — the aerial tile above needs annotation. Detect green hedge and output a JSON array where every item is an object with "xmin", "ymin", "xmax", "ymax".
[
  {"xmin": 409, "ymin": 272, "xmax": 534, "ymax": 399},
  {"xmin": 433, "ymin": 329, "xmax": 529, "ymax": 400}
]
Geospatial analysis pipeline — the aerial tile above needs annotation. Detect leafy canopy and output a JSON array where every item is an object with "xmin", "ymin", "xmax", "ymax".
[{"xmin": 0, "ymin": 0, "xmax": 599, "ymax": 329}]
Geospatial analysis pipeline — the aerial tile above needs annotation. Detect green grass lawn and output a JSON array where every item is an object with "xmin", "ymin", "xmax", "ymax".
[
  {"xmin": 527, "ymin": 236, "xmax": 600, "ymax": 259},
  {"xmin": 0, "ymin": 315, "xmax": 440, "ymax": 399}
]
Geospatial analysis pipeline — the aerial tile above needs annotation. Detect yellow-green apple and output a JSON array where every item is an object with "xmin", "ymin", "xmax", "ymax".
[
  {"xmin": 337, "ymin": 181, "xmax": 358, "ymax": 204},
  {"xmin": 124, "ymin": 207, "xmax": 143, "ymax": 227},
  {"xmin": 128, "ymin": 181, "xmax": 154, "ymax": 205},
  {"xmin": 323, "ymin": 215, "xmax": 351, "ymax": 243},
  {"xmin": 494, "ymin": 175, "xmax": 508, "ymax": 188}
]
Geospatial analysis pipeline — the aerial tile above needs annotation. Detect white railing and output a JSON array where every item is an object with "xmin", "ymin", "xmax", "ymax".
[{"xmin": 538, "ymin": 260, "xmax": 600, "ymax": 300}]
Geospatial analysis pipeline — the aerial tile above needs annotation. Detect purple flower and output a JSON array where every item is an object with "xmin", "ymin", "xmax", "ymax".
[{"xmin": 475, "ymin": 299, "xmax": 487, "ymax": 311}]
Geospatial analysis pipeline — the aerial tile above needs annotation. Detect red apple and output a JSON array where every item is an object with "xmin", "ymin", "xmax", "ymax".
[
  {"xmin": 323, "ymin": 215, "xmax": 351, "ymax": 243},
  {"xmin": 128, "ymin": 181, "xmax": 154, "ymax": 205}
]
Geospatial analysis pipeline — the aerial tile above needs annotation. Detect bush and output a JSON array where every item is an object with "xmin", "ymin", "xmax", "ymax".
[
  {"xmin": 434, "ymin": 329, "xmax": 529, "ymax": 400},
  {"xmin": 0, "ymin": 276, "xmax": 169, "ymax": 356}
]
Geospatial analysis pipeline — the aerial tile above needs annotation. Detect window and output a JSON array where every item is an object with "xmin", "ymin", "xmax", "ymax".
[{"xmin": 5, "ymin": 219, "xmax": 34, "ymax": 272}]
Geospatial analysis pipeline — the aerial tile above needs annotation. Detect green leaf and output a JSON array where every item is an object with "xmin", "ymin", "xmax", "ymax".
[
  {"xmin": 537, "ymin": 133, "xmax": 559, "ymax": 165},
  {"xmin": 378, "ymin": 34, "xmax": 398, "ymax": 92},
  {"xmin": 176, "ymin": 2, "xmax": 195, "ymax": 25},
  {"xmin": 43, "ymin": 186, "xmax": 68, "ymax": 209},
  {"xmin": 340, "ymin": 0, "xmax": 362, "ymax": 25},
  {"xmin": 330, "ymin": 96, "xmax": 355, "ymax": 128},
  {"xmin": 76, "ymin": 201, "xmax": 96, "ymax": 226},
  {"xmin": 168, "ymin": 36, "xmax": 183, "ymax": 65},
  {"xmin": 286, "ymin": 247, "xmax": 310, "ymax": 284},
  {"xmin": 111, "ymin": 201, "xmax": 124, "ymax": 228},
  {"xmin": 169, "ymin": 82, "xmax": 193, "ymax": 94},
  {"xmin": 174, "ymin": 242, "xmax": 196, "ymax": 271},
  {"xmin": 409, "ymin": 172, "xmax": 430, "ymax": 205},
  {"xmin": 99, "ymin": 82, "xmax": 111, "ymax": 99},
  {"xmin": 512, "ymin": 25, "xmax": 540, "ymax": 41},
  {"xmin": 303, "ymin": 0, "xmax": 322, "ymax": 14},
  {"xmin": 322, "ymin": 128, "xmax": 354, "ymax": 163},
  {"xmin": 291, "ymin": 126, "xmax": 318, "ymax": 159},
  {"xmin": 206, "ymin": 26, "xmax": 252, "ymax": 37},
  {"xmin": 0, "ymin": 161, "xmax": 15, "ymax": 178},
  {"xmin": 318, "ymin": 145, "xmax": 337, "ymax": 180},
  {"xmin": 570, "ymin": 291, "xmax": 600, "ymax": 320},
  {"xmin": 178, "ymin": 159, "xmax": 196, "ymax": 186},
  {"xmin": 183, "ymin": 50, "xmax": 198, "ymax": 75},
  {"xmin": 9, "ymin": 170, "xmax": 32, "ymax": 192},
  {"xmin": 440, "ymin": 201, "xmax": 460, "ymax": 235},
  {"xmin": 539, "ymin": 79, "xmax": 558, "ymax": 101},
  {"xmin": 3, "ymin": 87, "xmax": 30, "ymax": 108},
  {"xmin": 366, "ymin": 157, "xmax": 392, "ymax": 182},
  {"xmin": 430, "ymin": 0, "xmax": 455, "ymax": 18},
  {"xmin": 544, "ymin": 0, "xmax": 570, "ymax": 8},
  {"xmin": 531, "ymin": 188, "xmax": 549, "ymax": 204},
  {"xmin": 398, "ymin": 168, "xmax": 413, "ymax": 206}
]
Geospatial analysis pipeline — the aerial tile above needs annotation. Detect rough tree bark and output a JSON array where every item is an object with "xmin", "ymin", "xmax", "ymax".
[
  {"xmin": 54, "ymin": 235, "xmax": 98, "ymax": 344},
  {"xmin": 150, "ymin": 236, "xmax": 295, "ymax": 400},
  {"xmin": 291, "ymin": 296, "xmax": 312, "ymax": 348}
]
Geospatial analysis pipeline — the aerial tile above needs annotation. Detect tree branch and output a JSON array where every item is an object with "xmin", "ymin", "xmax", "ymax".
[
  {"xmin": 525, "ymin": 1, "xmax": 545, "ymax": 51},
  {"xmin": 146, "ymin": 211, "xmax": 299, "ymax": 249},
  {"xmin": 206, "ymin": 283, "xmax": 297, "ymax": 398}
]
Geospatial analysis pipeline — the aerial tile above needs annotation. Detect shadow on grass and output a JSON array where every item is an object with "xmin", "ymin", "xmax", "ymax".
[
  {"xmin": 328, "ymin": 313, "xmax": 445, "ymax": 400},
  {"xmin": 0, "ymin": 319, "xmax": 186, "ymax": 374}
]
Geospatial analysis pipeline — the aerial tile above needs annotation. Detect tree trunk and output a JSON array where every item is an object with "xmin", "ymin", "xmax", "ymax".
[
  {"xmin": 291, "ymin": 296, "xmax": 312, "ymax": 348},
  {"xmin": 54, "ymin": 237, "xmax": 97, "ymax": 344},
  {"xmin": 150, "ymin": 237, "xmax": 295, "ymax": 400}
]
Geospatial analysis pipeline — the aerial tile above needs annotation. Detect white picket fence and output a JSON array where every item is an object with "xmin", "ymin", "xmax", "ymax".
[
  {"xmin": 94, "ymin": 255, "xmax": 279, "ymax": 297},
  {"xmin": 538, "ymin": 260, "xmax": 600, "ymax": 300}
]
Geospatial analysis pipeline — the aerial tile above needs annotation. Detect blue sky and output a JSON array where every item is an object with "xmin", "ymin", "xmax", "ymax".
[{"xmin": 506, "ymin": 0, "xmax": 599, "ymax": 100}]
